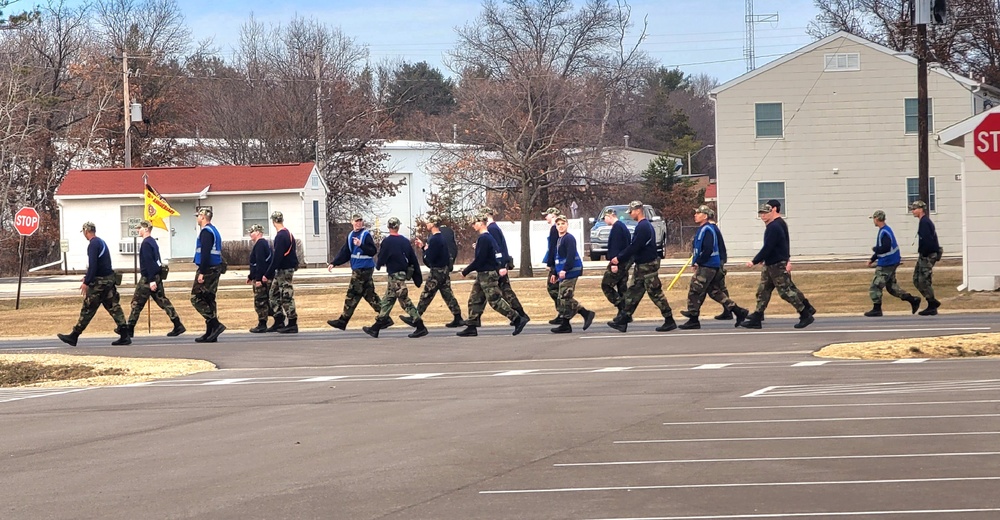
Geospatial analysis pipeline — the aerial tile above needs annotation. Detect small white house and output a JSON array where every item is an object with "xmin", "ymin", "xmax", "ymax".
[{"xmin": 54, "ymin": 163, "xmax": 328, "ymax": 269}]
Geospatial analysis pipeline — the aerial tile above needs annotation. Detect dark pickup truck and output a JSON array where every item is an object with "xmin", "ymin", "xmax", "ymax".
[{"xmin": 588, "ymin": 204, "xmax": 667, "ymax": 261}]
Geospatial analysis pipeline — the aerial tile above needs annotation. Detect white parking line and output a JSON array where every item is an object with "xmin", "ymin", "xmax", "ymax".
[
  {"xmin": 583, "ymin": 508, "xmax": 1000, "ymax": 519},
  {"xmin": 593, "ymin": 367, "xmax": 633, "ymax": 372},
  {"xmin": 693, "ymin": 364, "xmax": 732, "ymax": 370},
  {"xmin": 0, "ymin": 388, "xmax": 91, "ymax": 403},
  {"xmin": 397, "ymin": 373, "xmax": 443, "ymax": 380},
  {"xmin": 613, "ymin": 431, "xmax": 1000, "ymax": 444},
  {"xmin": 553, "ymin": 451, "xmax": 1000, "ymax": 467},
  {"xmin": 201, "ymin": 378, "xmax": 251, "ymax": 385},
  {"xmin": 892, "ymin": 358, "xmax": 928, "ymax": 364},
  {"xmin": 791, "ymin": 361, "xmax": 829, "ymax": 367},
  {"xmin": 663, "ymin": 413, "xmax": 1000, "ymax": 425},
  {"xmin": 494, "ymin": 370, "xmax": 537, "ymax": 376},
  {"xmin": 708, "ymin": 399, "xmax": 1000, "ymax": 410},
  {"xmin": 299, "ymin": 376, "xmax": 349, "ymax": 382},
  {"xmin": 581, "ymin": 326, "xmax": 991, "ymax": 340},
  {"xmin": 478, "ymin": 476, "xmax": 1000, "ymax": 494}
]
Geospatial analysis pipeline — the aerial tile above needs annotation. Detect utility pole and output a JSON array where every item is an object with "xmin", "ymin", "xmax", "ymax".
[
  {"xmin": 917, "ymin": 23, "xmax": 930, "ymax": 204},
  {"xmin": 314, "ymin": 52, "xmax": 327, "ymax": 173},
  {"xmin": 123, "ymin": 52, "xmax": 131, "ymax": 168}
]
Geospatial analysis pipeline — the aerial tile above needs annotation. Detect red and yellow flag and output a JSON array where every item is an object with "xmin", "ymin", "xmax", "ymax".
[{"xmin": 144, "ymin": 183, "xmax": 179, "ymax": 231}]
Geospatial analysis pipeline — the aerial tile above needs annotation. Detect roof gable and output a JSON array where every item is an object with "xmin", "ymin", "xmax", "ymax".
[{"xmin": 56, "ymin": 163, "xmax": 317, "ymax": 197}]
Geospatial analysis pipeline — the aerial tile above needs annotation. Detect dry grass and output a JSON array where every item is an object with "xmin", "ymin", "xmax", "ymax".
[
  {"xmin": 817, "ymin": 333, "xmax": 1000, "ymax": 359},
  {"xmin": 0, "ymin": 353, "xmax": 216, "ymax": 387}
]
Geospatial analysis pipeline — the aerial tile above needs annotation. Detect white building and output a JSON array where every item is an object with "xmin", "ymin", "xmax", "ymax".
[
  {"xmin": 710, "ymin": 31, "xmax": 1000, "ymax": 259},
  {"xmin": 54, "ymin": 163, "xmax": 328, "ymax": 269}
]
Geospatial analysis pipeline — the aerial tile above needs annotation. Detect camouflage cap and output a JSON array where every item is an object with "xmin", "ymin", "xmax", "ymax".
[
  {"xmin": 766, "ymin": 199, "xmax": 782, "ymax": 212},
  {"xmin": 542, "ymin": 207, "xmax": 560, "ymax": 216},
  {"xmin": 757, "ymin": 203, "xmax": 773, "ymax": 214},
  {"xmin": 694, "ymin": 205, "xmax": 713, "ymax": 215},
  {"xmin": 870, "ymin": 210, "xmax": 886, "ymax": 221},
  {"xmin": 138, "ymin": 220, "xmax": 152, "ymax": 230},
  {"xmin": 387, "ymin": 216, "xmax": 401, "ymax": 229},
  {"xmin": 909, "ymin": 200, "xmax": 927, "ymax": 210},
  {"xmin": 81, "ymin": 221, "xmax": 96, "ymax": 233},
  {"xmin": 426, "ymin": 214, "xmax": 442, "ymax": 226},
  {"xmin": 480, "ymin": 207, "xmax": 495, "ymax": 217},
  {"xmin": 555, "ymin": 214, "xmax": 568, "ymax": 223},
  {"xmin": 270, "ymin": 210, "xmax": 283, "ymax": 222},
  {"xmin": 471, "ymin": 213, "xmax": 488, "ymax": 224},
  {"xmin": 628, "ymin": 200, "xmax": 644, "ymax": 211},
  {"xmin": 195, "ymin": 207, "xmax": 213, "ymax": 219},
  {"xmin": 351, "ymin": 213, "xmax": 363, "ymax": 222},
  {"xmin": 247, "ymin": 224, "xmax": 265, "ymax": 234},
  {"xmin": 603, "ymin": 208, "xmax": 618, "ymax": 217}
]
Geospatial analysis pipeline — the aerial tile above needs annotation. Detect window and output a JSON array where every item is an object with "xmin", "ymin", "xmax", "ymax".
[
  {"xmin": 312, "ymin": 200, "xmax": 321, "ymax": 235},
  {"xmin": 755, "ymin": 103, "xmax": 783, "ymax": 138},
  {"xmin": 824, "ymin": 53, "xmax": 860, "ymax": 71},
  {"xmin": 906, "ymin": 177, "xmax": 936, "ymax": 212},
  {"xmin": 311, "ymin": 175, "xmax": 320, "ymax": 189},
  {"xmin": 120, "ymin": 205, "xmax": 143, "ymax": 239},
  {"xmin": 242, "ymin": 202, "xmax": 269, "ymax": 236},
  {"xmin": 904, "ymin": 98, "xmax": 934, "ymax": 134},
  {"xmin": 757, "ymin": 182, "xmax": 786, "ymax": 215}
]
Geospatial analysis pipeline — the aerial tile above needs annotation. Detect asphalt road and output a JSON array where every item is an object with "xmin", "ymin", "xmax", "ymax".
[{"xmin": 2, "ymin": 314, "xmax": 1000, "ymax": 519}]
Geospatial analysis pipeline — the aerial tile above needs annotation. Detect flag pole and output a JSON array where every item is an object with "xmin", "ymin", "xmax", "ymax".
[
  {"xmin": 667, "ymin": 257, "xmax": 693, "ymax": 291},
  {"xmin": 143, "ymin": 173, "xmax": 150, "ymax": 334}
]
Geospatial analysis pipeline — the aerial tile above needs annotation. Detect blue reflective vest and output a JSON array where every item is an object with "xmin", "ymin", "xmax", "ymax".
[
  {"xmin": 349, "ymin": 230, "xmax": 376, "ymax": 269},
  {"xmin": 554, "ymin": 235, "xmax": 583, "ymax": 280},
  {"xmin": 692, "ymin": 224, "xmax": 722, "ymax": 268},
  {"xmin": 875, "ymin": 225, "xmax": 901, "ymax": 266},
  {"xmin": 193, "ymin": 224, "xmax": 222, "ymax": 266}
]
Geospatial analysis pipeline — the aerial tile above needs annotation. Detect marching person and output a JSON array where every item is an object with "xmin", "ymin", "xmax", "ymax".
[
  {"xmin": 57, "ymin": 222, "xmax": 131, "ymax": 346},
  {"xmin": 326, "ymin": 214, "xmax": 385, "ymax": 331},
  {"xmin": 126, "ymin": 220, "xmax": 185, "ymax": 338},
  {"xmin": 678, "ymin": 206, "xmax": 749, "ymax": 329},
  {"xmin": 246, "ymin": 224, "xmax": 273, "ymax": 333},
  {"xmin": 483, "ymin": 207, "xmax": 528, "ymax": 322},
  {"xmin": 263, "ymin": 211, "xmax": 298, "ymax": 333},
  {"xmin": 760, "ymin": 199, "xmax": 815, "ymax": 320},
  {"xmin": 607, "ymin": 201, "xmax": 676, "ymax": 333},
  {"xmin": 363, "ymin": 217, "xmax": 425, "ymax": 339},
  {"xmin": 865, "ymin": 210, "xmax": 921, "ymax": 317},
  {"xmin": 600, "ymin": 208, "xmax": 632, "ymax": 314},
  {"xmin": 739, "ymin": 203, "xmax": 814, "ymax": 329},
  {"xmin": 550, "ymin": 215, "xmax": 595, "ymax": 333},
  {"xmin": 542, "ymin": 207, "xmax": 562, "ymax": 324},
  {"xmin": 456, "ymin": 214, "xmax": 530, "ymax": 337},
  {"xmin": 910, "ymin": 200, "xmax": 942, "ymax": 315},
  {"xmin": 403, "ymin": 214, "xmax": 464, "ymax": 328},
  {"xmin": 437, "ymin": 218, "xmax": 459, "ymax": 272},
  {"xmin": 190, "ymin": 207, "xmax": 226, "ymax": 343}
]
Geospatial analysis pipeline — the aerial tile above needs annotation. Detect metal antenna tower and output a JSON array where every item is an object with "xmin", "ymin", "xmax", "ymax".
[{"xmin": 745, "ymin": 0, "xmax": 779, "ymax": 72}]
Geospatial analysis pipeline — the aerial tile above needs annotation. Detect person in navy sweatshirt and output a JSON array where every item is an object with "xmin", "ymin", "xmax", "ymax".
[
  {"xmin": 402, "ymin": 214, "xmax": 464, "ymax": 328},
  {"xmin": 247, "ymin": 224, "xmax": 273, "ymax": 333},
  {"xmin": 262, "ymin": 211, "xmax": 299, "ymax": 333},
  {"xmin": 126, "ymin": 220, "xmax": 184, "ymax": 338},
  {"xmin": 910, "ymin": 200, "xmax": 941, "ymax": 315},
  {"xmin": 483, "ymin": 207, "xmax": 528, "ymax": 322},
  {"xmin": 363, "ymin": 217, "xmax": 425, "ymax": 339},
  {"xmin": 599, "ymin": 208, "xmax": 632, "ymax": 313},
  {"xmin": 58, "ymin": 222, "xmax": 130, "ymax": 346},
  {"xmin": 550, "ymin": 214, "xmax": 595, "ymax": 333},
  {"xmin": 607, "ymin": 201, "xmax": 675, "ymax": 333}
]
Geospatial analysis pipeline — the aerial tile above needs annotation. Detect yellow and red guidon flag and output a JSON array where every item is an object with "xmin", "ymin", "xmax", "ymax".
[{"xmin": 144, "ymin": 183, "xmax": 179, "ymax": 231}]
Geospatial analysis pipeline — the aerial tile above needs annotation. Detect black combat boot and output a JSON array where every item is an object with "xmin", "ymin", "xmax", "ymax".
[
  {"xmin": 794, "ymin": 309, "xmax": 815, "ymax": 329},
  {"xmin": 249, "ymin": 319, "xmax": 268, "ymax": 333},
  {"xmin": 408, "ymin": 320, "xmax": 429, "ymax": 338},
  {"xmin": 456, "ymin": 325, "xmax": 478, "ymax": 337},
  {"xmin": 678, "ymin": 316, "xmax": 700, "ymax": 330},
  {"xmin": 327, "ymin": 316, "xmax": 349, "ymax": 330},
  {"xmin": 512, "ymin": 314, "xmax": 530, "ymax": 336},
  {"xmin": 578, "ymin": 308, "xmax": 596, "ymax": 331},
  {"xmin": 547, "ymin": 315, "xmax": 563, "ymax": 325},
  {"xmin": 803, "ymin": 299, "xmax": 817, "ymax": 316},
  {"xmin": 550, "ymin": 320, "xmax": 572, "ymax": 333},
  {"xmin": 680, "ymin": 310, "xmax": 695, "ymax": 318},
  {"xmin": 864, "ymin": 303, "xmax": 883, "ymax": 317},
  {"xmin": 126, "ymin": 321, "xmax": 136, "ymax": 338},
  {"xmin": 607, "ymin": 314, "xmax": 628, "ymax": 333},
  {"xmin": 265, "ymin": 315, "xmax": 285, "ymax": 333},
  {"xmin": 444, "ymin": 314, "xmax": 464, "ymax": 328},
  {"xmin": 919, "ymin": 299, "xmax": 940, "ymax": 316},
  {"xmin": 655, "ymin": 316, "xmax": 677, "ymax": 332},
  {"xmin": 399, "ymin": 314, "xmax": 416, "ymax": 327},
  {"xmin": 905, "ymin": 295, "xmax": 922, "ymax": 314},
  {"xmin": 167, "ymin": 318, "xmax": 186, "ymax": 337},
  {"xmin": 362, "ymin": 320, "xmax": 382, "ymax": 338},
  {"xmin": 714, "ymin": 309, "xmax": 734, "ymax": 320},
  {"xmin": 732, "ymin": 306, "xmax": 750, "ymax": 327},
  {"xmin": 195, "ymin": 320, "xmax": 211, "ymax": 343},
  {"xmin": 739, "ymin": 312, "xmax": 763, "ymax": 329},
  {"xmin": 205, "ymin": 318, "xmax": 226, "ymax": 342},
  {"xmin": 57, "ymin": 330, "xmax": 80, "ymax": 347},
  {"xmin": 111, "ymin": 325, "xmax": 132, "ymax": 346},
  {"xmin": 277, "ymin": 318, "xmax": 298, "ymax": 334}
]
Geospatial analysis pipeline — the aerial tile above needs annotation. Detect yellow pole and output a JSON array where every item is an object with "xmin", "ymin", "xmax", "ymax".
[{"xmin": 667, "ymin": 257, "xmax": 693, "ymax": 291}]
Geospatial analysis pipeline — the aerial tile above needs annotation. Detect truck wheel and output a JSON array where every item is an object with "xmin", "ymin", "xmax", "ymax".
[{"xmin": 590, "ymin": 252, "xmax": 602, "ymax": 261}]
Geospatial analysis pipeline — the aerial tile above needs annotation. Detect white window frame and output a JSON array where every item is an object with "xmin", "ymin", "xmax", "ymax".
[
  {"xmin": 311, "ymin": 175, "xmax": 320, "ymax": 189},
  {"xmin": 906, "ymin": 177, "xmax": 936, "ymax": 213},
  {"xmin": 824, "ymin": 53, "xmax": 860, "ymax": 71},
  {"xmin": 242, "ymin": 201, "xmax": 270, "ymax": 237},
  {"xmin": 904, "ymin": 98, "xmax": 934, "ymax": 134},
  {"xmin": 756, "ymin": 181, "xmax": 786, "ymax": 217},
  {"xmin": 755, "ymin": 102, "xmax": 783, "ymax": 139}
]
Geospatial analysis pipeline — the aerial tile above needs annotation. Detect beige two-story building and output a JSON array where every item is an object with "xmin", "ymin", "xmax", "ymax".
[{"xmin": 710, "ymin": 31, "xmax": 1000, "ymax": 261}]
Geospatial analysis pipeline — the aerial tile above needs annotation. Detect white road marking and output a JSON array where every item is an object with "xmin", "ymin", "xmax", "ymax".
[
  {"xmin": 581, "ymin": 326, "xmax": 991, "ymax": 340},
  {"xmin": 0, "ymin": 388, "xmax": 91, "ymax": 403},
  {"xmin": 397, "ymin": 373, "xmax": 443, "ymax": 379},
  {"xmin": 791, "ymin": 361, "xmax": 829, "ymax": 367},
  {"xmin": 893, "ymin": 358, "xmax": 929, "ymax": 363},
  {"xmin": 614, "ymin": 431, "xmax": 1000, "ymax": 444},
  {"xmin": 584, "ymin": 508, "xmax": 1000, "ymax": 519},
  {"xmin": 494, "ymin": 370, "xmax": 537, "ymax": 376},
  {"xmin": 478, "ymin": 476, "xmax": 1000, "ymax": 494},
  {"xmin": 742, "ymin": 386, "xmax": 778, "ymax": 397},
  {"xmin": 709, "ymin": 399, "xmax": 1000, "ymax": 410},
  {"xmin": 663, "ymin": 413, "xmax": 1000, "ymax": 425},
  {"xmin": 593, "ymin": 367, "xmax": 632, "ymax": 372},
  {"xmin": 201, "ymin": 378, "xmax": 252, "ymax": 385},
  {"xmin": 693, "ymin": 364, "xmax": 731, "ymax": 370},
  {"xmin": 743, "ymin": 379, "xmax": 1000, "ymax": 398},
  {"xmin": 553, "ymin": 451, "xmax": 1000, "ymax": 467},
  {"xmin": 299, "ymin": 376, "xmax": 349, "ymax": 382}
]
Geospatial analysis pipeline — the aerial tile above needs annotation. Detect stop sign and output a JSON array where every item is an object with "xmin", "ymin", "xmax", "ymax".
[
  {"xmin": 974, "ymin": 112, "xmax": 1000, "ymax": 170},
  {"xmin": 13, "ymin": 207, "xmax": 39, "ymax": 236}
]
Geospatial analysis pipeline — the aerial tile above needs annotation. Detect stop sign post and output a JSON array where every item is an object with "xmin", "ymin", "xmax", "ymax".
[
  {"xmin": 13, "ymin": 206, "xmax": 40, "ymax": 310},
  {"xmin": 974, "ymin": 112, "xmax": 1000, "ymax": 170}
]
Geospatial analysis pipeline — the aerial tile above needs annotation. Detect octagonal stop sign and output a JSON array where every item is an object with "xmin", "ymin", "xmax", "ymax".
[
  {"xmin": 974, "ymin": 112, "xmax": 1000, "ymax": 170},
  {"xmin": 13, "ymin": 207, "xmax": 40, "ymax": 236}
]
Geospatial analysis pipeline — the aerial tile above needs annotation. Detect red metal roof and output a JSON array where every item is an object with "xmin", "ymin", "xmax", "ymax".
[
  {"xmin": 56, "ymin": 163, "xmax": 315, "ymax": 197},
  {"xmin": 704, "ymin": 183, "xmax": 717, "ymax": 200}
]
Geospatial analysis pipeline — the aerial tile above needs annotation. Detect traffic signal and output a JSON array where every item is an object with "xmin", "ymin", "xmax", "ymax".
[{"xmin": 932, "ymin": 0, "xmax": 947, "ymax": 24}]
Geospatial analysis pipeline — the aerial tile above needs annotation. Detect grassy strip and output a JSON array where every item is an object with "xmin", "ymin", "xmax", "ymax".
[{"xmin": 0, "ymin": 361, "xmax": 126, "ymax": 387}]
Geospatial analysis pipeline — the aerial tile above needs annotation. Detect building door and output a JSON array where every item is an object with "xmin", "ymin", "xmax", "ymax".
[{"xmin": 170, "ymin": 200, "xmax": 198, "ymax": 259}]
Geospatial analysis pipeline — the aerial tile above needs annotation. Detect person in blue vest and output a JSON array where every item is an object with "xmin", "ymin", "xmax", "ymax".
[
  {"xmin": 865, "ymin": 210, "xmax": 921, "ymax": 317},
  {"xmin": 247, "ymin": 224, "xmax": 273, "ymax": 333},
  {"xmin": 190, "ymin": 207, "xmax": 226, "ymax": 342},
  {"xmin": 126, "ymin": 220, "xmax": 184, "ymax": 338},
  {"xmin": 363, "ymin": 217, "xmax": 425, "ymax": 339},
  {"xmin": 678, "ymin": 206, "xmax": 749, "ymax": 329},
  {"xmin": 542, "ymin": 207, "xmax": 562, "ymax": 324},
  {"xmin": 262, "ymin": 211, "xmax": 299, "ymax": 333},
  {"xmin": 550, "ymin": 214, "xmax": 595, "ymax": 333},
  {"xmin": 58, "ymin": 222, "xmax": 130, "ymax": 346},
  {"xmin": 326, "ymin": 214, "xmax": 386, "ymax": 331},
  {"xmin": 599, "ymin": 208, "xmax": 632, "ymax": 314}
]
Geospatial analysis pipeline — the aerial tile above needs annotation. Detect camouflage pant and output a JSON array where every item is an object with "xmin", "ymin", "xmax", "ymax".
[
  {"xmin": 342, "ymin": 268, "xmax": 381, "ymax": 320},
  {"xmin": 190, "ymin": 267, "xmax": 222, "ymax": 321},
  {"xmin": 498, "ymin": 274, "xmax": 526, "ymax": 315},
  {"xmin": 74, "ymin": 275, "xmax": 127, "ymax": 334},
  {"xmin": 913, "ymin": 255, "xmax": 938, "ymax": 301},
  {"xmin": 756, "ymin": 261, "xmax": 805, "ymax": 313},
  {"xmin": 378, "ymin": 271, "xmax": 419, "ymax": 321},
  {"xmin": 253, "ymin": 281, "xmax": 272, "ymax": 320},
  {"xmin": 621, "ymin": 259, "xmax": 673, "ymax": 318},
  {"xmin": 556, "ymin": 277, "xmax": 580, "ymax": 318},
  {"xmin": 870, "ymin": 264, "xmax": 913, "ymax": 304},
  {"xmin": 416, "ymin": 267, "xmax": 462, "ymax": 316},
  {"xmin": 269, "ymin": 269, "xmax": 297, "ymax": 319},
  {"xmin": 755, "ymin": 262, "xmax": 806, "ymax": 314},
  {"xmin": 465, "ymin": 271, "xmax": 519, "ymax": 326},
  {"xmin": 686, "ymin": 266, "xmax": 737, "ymax": 317},
  {"xmin": 128, "ymin": 275, "xmax": 179, "ymax": 324},
  {"xmin": 601, "ymin": 260, "xmax": 632, "ymax": 307},
  {"xmin": 546, "ymin": 271, "xmax": 560, "ymax": 310}
]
